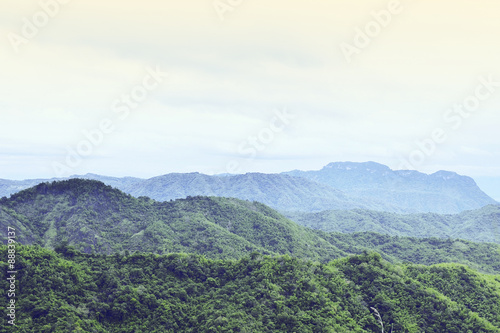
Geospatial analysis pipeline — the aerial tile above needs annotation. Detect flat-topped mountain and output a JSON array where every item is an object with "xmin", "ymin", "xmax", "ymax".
[{"xmin": 283, "ymin": 161, "xmax": 497, "ymax": 213}]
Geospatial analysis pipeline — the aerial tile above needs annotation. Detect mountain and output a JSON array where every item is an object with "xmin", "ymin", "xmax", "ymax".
[
  {"xmin": 2, "ymin": 246, "xmax": 499, "ymax": 332},
  {"xmin": 121, "ymin": 172, "xmax": 404, "ymax": 212},
  {"xmin": 0, "ymin": 177, "xmax": 55, "ymax": 198},
  {"xmin": 286, "ymin": 205, "xmax": 500, "ymax": 244},
  {"xmin": 0, "ymin": 174, "xmax": 143, "ymax": 199},
  {"xmin": 2, "ymin": 179, "xmax": 500, "ymax": 274},
  {"xmin": 283, "ymin": 161, "xmax": 498, "ymax": 213}
]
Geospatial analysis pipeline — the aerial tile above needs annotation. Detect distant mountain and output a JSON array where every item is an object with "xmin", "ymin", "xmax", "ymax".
[
  {"xmin": 2, "ymin": 179, "xmax": 500, "ymax": 274},
  {"xmin": 122, "ymin": 172, "xmax": 402, "ymax": 212},
  {"xmin": 286, "ymin": 204, "xmax": 500, "ymax": 244},
  {"xmin": 283, "ymin": 161, "xmax": 498, "ymax": 213}
]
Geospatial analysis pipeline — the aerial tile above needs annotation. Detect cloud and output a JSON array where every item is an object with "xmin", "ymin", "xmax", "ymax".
[{"xmin": 1, "ymin": 0, "xmax": 499, "ymax": 179}]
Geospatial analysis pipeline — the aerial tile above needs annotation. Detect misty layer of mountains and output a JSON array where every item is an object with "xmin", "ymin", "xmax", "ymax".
[{"xmin": 1, "ymin": 162, "xmax": 497, "ymax": 214}]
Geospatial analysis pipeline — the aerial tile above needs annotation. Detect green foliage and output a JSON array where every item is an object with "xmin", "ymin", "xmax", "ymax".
[
  {"xmin": 1, "ymin": 246, "xmax": 499, "ymax": 332},
  {"xmin": 0, "ymin": 179, "xmax": 347, "ymax": 261},
  {"xmin": 319, "ymin": 231, "xmax": 500, "ymax": 274}
]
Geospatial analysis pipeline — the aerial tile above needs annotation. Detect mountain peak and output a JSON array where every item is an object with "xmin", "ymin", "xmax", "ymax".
[
  {"xmin": 323, "ymin": 161, "xmax": 391, "ymax": 172},
  {"xmin": 8, "ymin": 178, "xmax": 120, "ymax": 202}
]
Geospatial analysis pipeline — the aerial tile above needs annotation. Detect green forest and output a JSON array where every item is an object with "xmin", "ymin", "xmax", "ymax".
[{"xmin": 1, "ymin": 245, "xmax": 500, "ymax": 332}]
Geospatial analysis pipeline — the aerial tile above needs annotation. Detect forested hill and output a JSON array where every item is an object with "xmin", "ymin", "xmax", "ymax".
[
  {"xmin": 286, "ymin": 204, "xmax": 500, "ymax": 244},
  {"xmin": 1, "ymin": 246, "xmax": 499, "ymax": 332},
  {"xmin": 2, "ymin": 179, "xmax": 500, "ymax": 274},
  {"xmin": 0, "ymin": 179, "xmax": 346, "ymax": 261}
]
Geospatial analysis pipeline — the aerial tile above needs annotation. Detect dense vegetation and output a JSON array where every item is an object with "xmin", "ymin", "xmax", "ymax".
[
  {"xmin": 1, "ymin": 179, "xmax": 500, "ymax": 331},
  {"xmin": 318, "ymin": 232, "xmax": 500, "ymax": 274},
  {"xmin": 2, "ymin": 179, "xmax": 500, "ymax": 275},
  {"xmin": 286, "ymin": 205, "xmax": 500, "ymax": 244},
  {"xmin": 1, "ymin": 245, "xmax": 499, "ymax": 332}
]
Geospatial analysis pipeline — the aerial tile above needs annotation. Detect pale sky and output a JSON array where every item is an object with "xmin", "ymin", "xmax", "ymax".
[{"xmin": 1, "ymin": 0, "xmax": 499, "ymax": 198}]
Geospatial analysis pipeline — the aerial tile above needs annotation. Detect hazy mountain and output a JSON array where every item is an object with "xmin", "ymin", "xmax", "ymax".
[
  {"xmin": 283, "ymin": 161, "xmax": 498, "ymax": 213},
  {"xmin": 122, "ymin": 172, "xmax": 402, "ymax": 212},
  {"xmin": 286, "ymin": 204, "xmax": 500, "ymax": 244}
]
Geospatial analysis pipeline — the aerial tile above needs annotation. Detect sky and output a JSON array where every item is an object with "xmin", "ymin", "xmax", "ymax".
[{"xmin": 1, "ymin": 0, "xmax": 499, "ymax": 199}]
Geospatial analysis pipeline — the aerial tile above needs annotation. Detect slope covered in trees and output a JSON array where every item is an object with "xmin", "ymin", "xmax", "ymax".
[
  {"xmin": 286, "ymin": 205, "xmax": 500, "ymax": 244},
  {"xmin": 317, "ymin": 231, "xmax": 500, "ymax": 274},
  {"xmin": 0, "ymin": 179, "xmax": 345, "ymax": 261},
  {"xmin": 1, "ymin": 245, "xmax": 499, "ymax": 332}
]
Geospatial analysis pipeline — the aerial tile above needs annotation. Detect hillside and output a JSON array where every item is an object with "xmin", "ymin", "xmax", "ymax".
[
  {"xmin": 317, "ymin": 231, "xmax": 500, "ymax": 274},
  {"xmin": 286, "ymin": 205, "xmax": 500, "ymax": 244},
  {"xmin": 0, "ymin": 179, "xmax": 346, "ymax": 261},
  {"xmin": 1, "ymin": 246, "xmax": 499, "ymax": 332},
  {"xmin": 283, "ymin": 161, "xmax": 498, "ymax": 213},
  {"xmin": 2, "ymin": 180, "xmax": 500, "ymax": 275}
]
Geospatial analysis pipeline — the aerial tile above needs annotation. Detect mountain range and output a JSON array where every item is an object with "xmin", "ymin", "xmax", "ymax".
[{"xmin": 1, "ymin": 162, "xmax": 497, "ymax": 214}]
